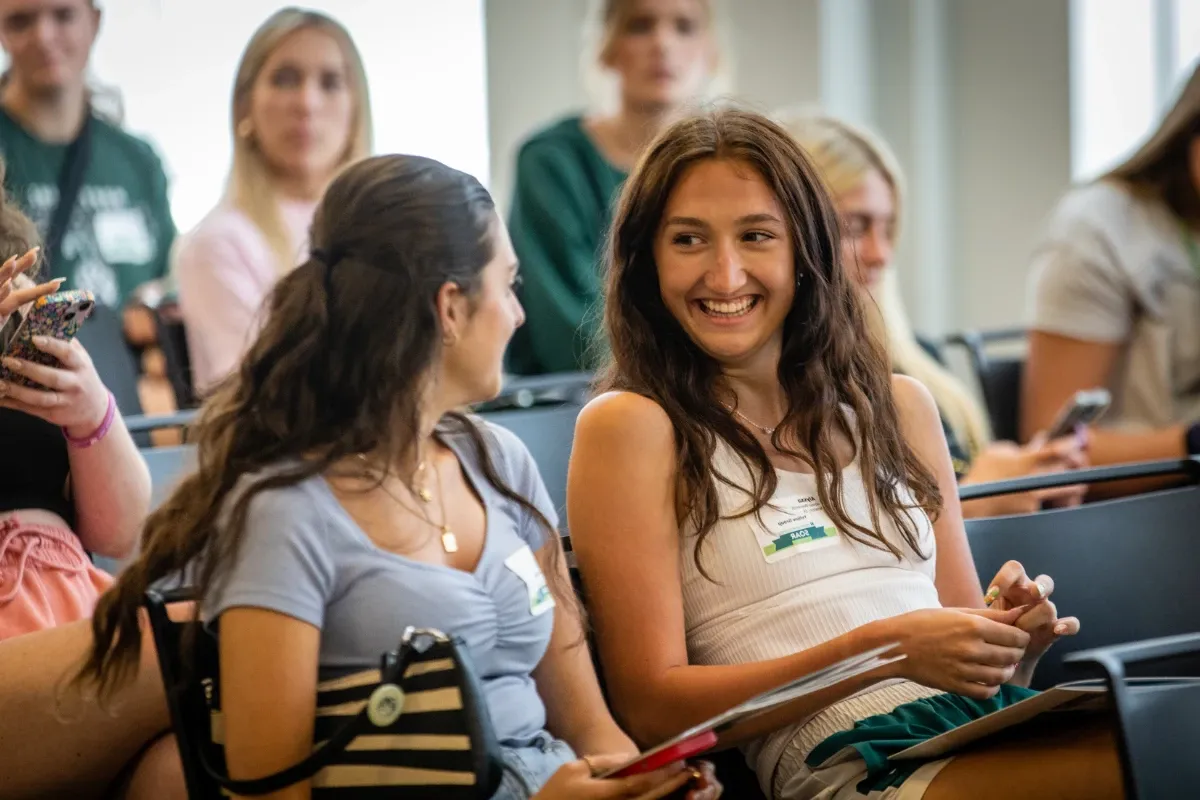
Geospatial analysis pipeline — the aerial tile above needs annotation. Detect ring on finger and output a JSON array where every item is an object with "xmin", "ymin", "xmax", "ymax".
[{"xmin": 582, "ymin": 754, "xmax": 597, "ymax": 776}]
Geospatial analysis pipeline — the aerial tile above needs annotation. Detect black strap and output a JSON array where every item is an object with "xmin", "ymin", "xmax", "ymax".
[
  {"xmin": 44, "ymin": 111, "xmax": 94, "ymax": 271},
  {"xmin": 200, "ymin": 637, "xmax": 424, "ymax": 796}
]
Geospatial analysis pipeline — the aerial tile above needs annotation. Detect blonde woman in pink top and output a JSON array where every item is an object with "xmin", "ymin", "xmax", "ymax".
[{"xmin": 176, "ymin": 7, "xmax": 373, "ymax": 394}]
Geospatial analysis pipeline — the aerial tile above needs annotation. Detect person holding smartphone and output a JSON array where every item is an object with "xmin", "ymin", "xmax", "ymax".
[
  {"xmin": 1024, "ymin": 63, "xmax": 1200, "ymax": 473},
  {"xmin": 0, "ymin": 159, "xmax": 150, "ymax": 640},
  {"xmin": 779, "ymin": 112, "xmax": 1088, "ymax": 518}
]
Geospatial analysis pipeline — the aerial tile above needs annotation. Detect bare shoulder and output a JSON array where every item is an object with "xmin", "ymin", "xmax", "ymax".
[
  {"xmin": 575, "ymin": 390, "xmax": 675, "ymax": 450},
  {"xmin": 891, "ymin": 374, "xmax": 951, "ymax": 458},
  {"xmin": 891, "ymin": 374, "xmax": 941, "ymax": 424}
]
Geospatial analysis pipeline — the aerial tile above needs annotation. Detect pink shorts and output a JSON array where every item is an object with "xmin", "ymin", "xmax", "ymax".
[{"xmin": 0, "ymin": 515, "xmax": 113, "ymax": 640}]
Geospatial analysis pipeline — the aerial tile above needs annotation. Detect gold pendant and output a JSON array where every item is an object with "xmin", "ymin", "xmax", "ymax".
[
  {"xmin": 417, "ymin": 487, "xmax": 433, "ymax": 503},
  {"xmin": 441, "ymin": 529, "xmax": 459, "ymax": 553}
]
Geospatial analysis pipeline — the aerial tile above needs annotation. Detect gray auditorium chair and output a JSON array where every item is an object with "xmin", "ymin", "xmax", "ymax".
[
  {"xmin": 1066, "ymin": 634, "xmax": 1200, "ymax": 799},
  {"xmin": 961, "ymin": 458, "xmax": 1200, "ymax": 689},
  {"xmin": 480, "ymin": 401, "xmax": 583, "ymax": 532},
  {"xmin": 944, "ymin": 328, "xmax": 1025, "ymax": 442},
  {"xmin": 92, "ymin": 416, "xmax": 198, "ymax": 576}
]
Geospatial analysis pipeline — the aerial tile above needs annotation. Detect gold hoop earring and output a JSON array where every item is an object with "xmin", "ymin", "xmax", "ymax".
[{"xmin": 236, "ymin": 118, "xmax": 254, "ymax": 140}]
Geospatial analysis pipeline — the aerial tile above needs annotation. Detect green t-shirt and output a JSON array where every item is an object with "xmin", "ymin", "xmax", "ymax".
[
  {"xmin": 506, "ymin": 115, "xmax": 627, "ymax": 375},
  {"xmin": 0, "ymin": 106, "xmax": 176, "ymax": 308}
]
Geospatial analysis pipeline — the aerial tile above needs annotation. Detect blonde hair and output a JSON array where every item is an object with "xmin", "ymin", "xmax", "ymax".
[
  {"xmin": 580, "ymin": 0, "xmax": 732, "ymax": 113},
  {"xmin": 777, "ymin": 111, "xmax": 992, "ymax": 456},
  {"xmin": 227, "ymin": 8, "xmax": 373, "ymax": 275},
  {"xmin": 1103, "ymin": 62, "xmax": 1200, "ymax": 223}
]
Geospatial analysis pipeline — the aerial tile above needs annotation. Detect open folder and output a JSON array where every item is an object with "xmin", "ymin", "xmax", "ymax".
[
  {"xmin": 600, "ymin": 643, "xmax": 904, "ymax": 778},
  {"xmin": 888, "ymin": 677, "xmax": 1200, "ymax": 761}
]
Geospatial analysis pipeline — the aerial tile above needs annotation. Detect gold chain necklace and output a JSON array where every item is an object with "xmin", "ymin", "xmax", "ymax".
[
  {"xmin": 724, "ymin": 404, "xmax": 779, "ymax": 437},
  {"xmin": 360, "ymin": 455, "xmax": 459, "ymax": 554}
]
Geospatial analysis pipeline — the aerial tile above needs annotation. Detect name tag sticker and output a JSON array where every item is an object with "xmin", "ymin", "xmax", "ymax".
[
  {"xmin": 754, "ymin": 494, "xmax": 839, "ymax": 563},
  {"xmin": 93, "ymin": 208, "xmax": 154, "ymax": 264},
  {"xmin": 504, "ymin": 544, "xmax": 556, "ymax": 617}
]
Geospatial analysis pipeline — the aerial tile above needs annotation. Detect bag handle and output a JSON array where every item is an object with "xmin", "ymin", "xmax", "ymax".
[
  {"xmin": 199, "ymin": 626, "xmax": 435, "ymax": 796},
  {"xmin": 45, "ymin": 111, "xmax": 94, "ymax": 271}
]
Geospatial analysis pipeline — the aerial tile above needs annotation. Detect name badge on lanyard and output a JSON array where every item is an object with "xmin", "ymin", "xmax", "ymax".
[{"xmin": 753, "ymin": 494, "xmax": 840, "ymax": 563}]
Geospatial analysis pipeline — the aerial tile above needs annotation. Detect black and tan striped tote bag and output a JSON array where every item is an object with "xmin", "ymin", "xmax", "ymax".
[{"xmin": 201, "ymin": 627, "xmax": 506, "ymax": 798}]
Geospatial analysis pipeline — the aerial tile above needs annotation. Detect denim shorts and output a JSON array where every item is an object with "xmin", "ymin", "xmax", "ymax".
[{"xmin": 492, "ymin": 731, "xmax": 576, "ymax": 800}]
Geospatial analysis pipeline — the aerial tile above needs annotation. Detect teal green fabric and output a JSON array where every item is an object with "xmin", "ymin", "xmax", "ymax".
[
  {"xmin": 506, "ymin": 115, "xmax": 627, "ymax": 375},
  {"xmin": 805, "ymin": 684, "xmax": 1038, "ymax": 794},
  {"xmin": 0, "ymin": 106, "xmax": 176, "ymax": 309}
]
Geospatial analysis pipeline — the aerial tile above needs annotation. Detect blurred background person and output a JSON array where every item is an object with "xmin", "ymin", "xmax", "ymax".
[
  {"xmin": 780, "ymin": 111, "xmax": 1089, "ymax": 517},
  {"xmin": 0, "ymin": 0, "xmax": 174, "ymax": 345},
  {"xmin": 505, "ymin": 0, "xmax": 721, "ymax": 375},
  {"xmin": 0, "ymin": 162, "xmax": 149, "ymax": 641},
  {"xmin": 174, "ymin": 7, "xmax": 371, "ymax": 394},
  {"xmin": 1024, "ymin": 62, "xmax": 1200, "ymax": 469}
]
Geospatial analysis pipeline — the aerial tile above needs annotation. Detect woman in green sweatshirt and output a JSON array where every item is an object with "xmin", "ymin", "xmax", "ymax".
[{"xmin": 506, "ymin": 0, "xmax": 720, "ymax": 375}]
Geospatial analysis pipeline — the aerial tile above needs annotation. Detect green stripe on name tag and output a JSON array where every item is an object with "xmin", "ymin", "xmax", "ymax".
[{"xmin": 763, "ymin": 525, "xmax": 836, "ymax": 556}]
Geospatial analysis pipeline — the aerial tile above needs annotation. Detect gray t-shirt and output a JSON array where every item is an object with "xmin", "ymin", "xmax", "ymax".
[
  {"xmin": 203, "ymin": 418, "xmax": 559, "ymax": 746},
  {"xmin": 1028, "ymin": 180, "xmax": 1200, "ymax": 431}
]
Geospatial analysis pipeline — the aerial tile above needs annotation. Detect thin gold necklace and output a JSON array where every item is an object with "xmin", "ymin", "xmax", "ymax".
[
  {"xmin": 360, "ymin": 455, "xmax": 459, "ymax": 554},
  {"xmin": 725, "ymin": 404, "xmax": 779, "ymax": 437}
]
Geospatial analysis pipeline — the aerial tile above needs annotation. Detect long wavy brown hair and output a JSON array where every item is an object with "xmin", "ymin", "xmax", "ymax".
[
  {"xmin": 599, "ymin": 107, "xmax": 942, "ymax": 572},
  {"xmin": 77, "ymin": 154, "xmax": 575, "ymax": 701}
]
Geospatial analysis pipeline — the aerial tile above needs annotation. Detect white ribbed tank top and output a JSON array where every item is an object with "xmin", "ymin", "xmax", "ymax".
[{"xmin": 679, "ymin": 437, "xmax": 945, "ymax": 795}]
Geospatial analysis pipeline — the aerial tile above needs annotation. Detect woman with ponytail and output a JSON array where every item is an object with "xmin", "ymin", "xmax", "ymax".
[{"xmin": 2, "ymin": 153, "xmax": 719, "ymax": 800}]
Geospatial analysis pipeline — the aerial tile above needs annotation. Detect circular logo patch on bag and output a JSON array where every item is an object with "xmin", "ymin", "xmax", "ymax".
[{"xmin": 367, "ymin": 684, "xmax": 406, "ymax": 727}]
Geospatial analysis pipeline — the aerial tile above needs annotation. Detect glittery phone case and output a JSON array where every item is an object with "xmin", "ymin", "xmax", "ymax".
[{"xmin": 0, "ymin": 289, "xmax": 95, "ymax": 388}]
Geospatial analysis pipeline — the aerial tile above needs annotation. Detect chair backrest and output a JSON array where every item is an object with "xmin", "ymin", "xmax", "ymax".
[
  {"xmin": 945, "ymin": 328, "xmax": 1025, "ymax": 442},
  {"xmin": 155, "ymin": 304, "xmax": 198, "ymax": 409},
  {"xmin": 963, "ymin": 459, "xmax": 1200, "ymax": 689},
  {"xmin": 480, "ymin": 401, "xmax": 583, "ymax": 532},
  {"xmin": 976, "ymin": 357, "xmax": 1023, "ymax": 443},
  {"xmin": 1066, "ymin": 634, "xmax": 1200, "ymax": 799},
  {"xmin": 142, "ymin": 444, "xmax": 198, "ymax": 510},
  {"xmin": 76, "ymin": 302, "xmax": 149, "ymax": 444},
  {"xmin": 144, "ymin": 587, "xmax": 225, "ymax": 800}
]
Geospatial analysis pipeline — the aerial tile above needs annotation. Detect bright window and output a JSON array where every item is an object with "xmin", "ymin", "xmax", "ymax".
[
  {"xmin": 89, "ymin": 0, "xmax": 489, "ymax": 232},
  {"xmin": 1070, "ymin": 0, "xmax": 1200, "ymax": 180}
]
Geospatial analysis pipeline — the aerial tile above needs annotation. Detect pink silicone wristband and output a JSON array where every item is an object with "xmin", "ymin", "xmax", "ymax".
[{"xmin": 63, "ymin": 391, "xmax": 116, "ymax": 448}]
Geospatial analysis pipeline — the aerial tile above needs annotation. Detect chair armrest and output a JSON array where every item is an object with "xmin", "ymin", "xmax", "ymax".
[
  {"xmin": 486, "ymin": 371, "xmax": 593, "ymax": 409},
  {"xmin": 958, "ymin": 458, "xmax": 1200, "ymax": 501},
  {"xmin": 1066, "ymin": 634, "xmax": 1200, "ymax": 673},
  {"xmin": 124, "ymin": 410, "xmax": 200, "ymax": 434}
]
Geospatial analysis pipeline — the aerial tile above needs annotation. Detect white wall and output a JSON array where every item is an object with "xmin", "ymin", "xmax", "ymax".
[
  {"xmin": 950, "ymin": 0, "xmax": 1072, "ymax": 332},
  {"xmin": 867, "ymin": 0, "xmax": 1072, "ymax": 335},
  {"xmin": 91, "ymin": 0, "xmax": 490, "ymax": 232},
  {"xmin": 484, "ymin": 0, "xmax": 821, "ymax": 215}
]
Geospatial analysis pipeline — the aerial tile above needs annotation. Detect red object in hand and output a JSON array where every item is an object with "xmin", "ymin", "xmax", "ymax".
[{"xmin": 609, "ymin": 730, "xmax": 718, "ymax": 778}]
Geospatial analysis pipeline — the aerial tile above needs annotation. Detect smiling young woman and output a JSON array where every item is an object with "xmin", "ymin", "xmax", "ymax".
[{"xmin": 568, "ymin": 107, "xmax": 1120, "ymax": 800}]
